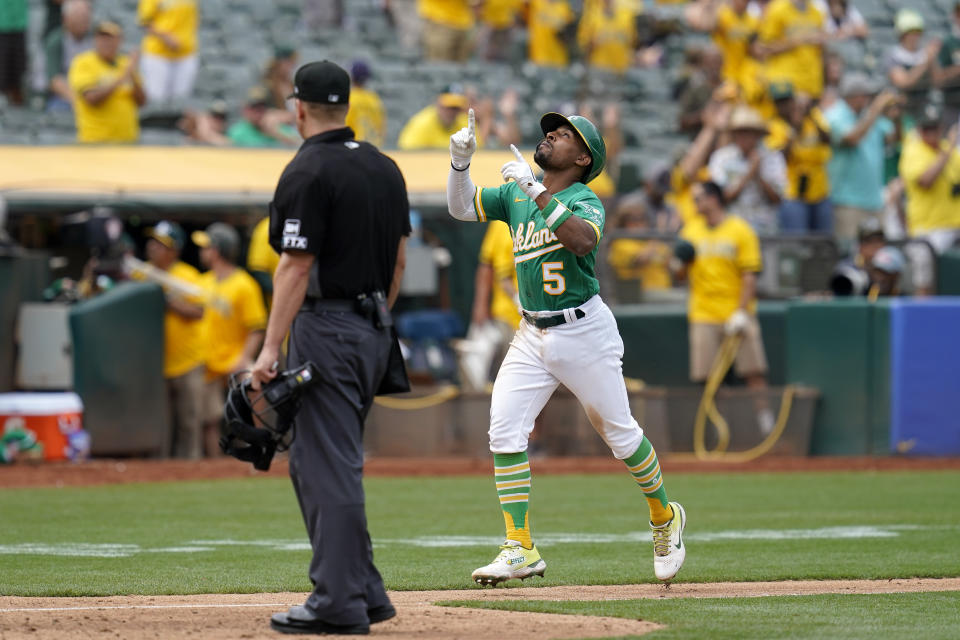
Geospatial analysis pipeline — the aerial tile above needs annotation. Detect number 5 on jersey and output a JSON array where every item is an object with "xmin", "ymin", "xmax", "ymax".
[{"xmin": 542, "ymin": 262, "xmax": 566, "ymax": 295}]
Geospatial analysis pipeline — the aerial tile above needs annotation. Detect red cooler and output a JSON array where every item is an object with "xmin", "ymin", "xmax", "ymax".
[{"xmin": 0, "ymin": 392, "xmax": 88, "ymax": 462}]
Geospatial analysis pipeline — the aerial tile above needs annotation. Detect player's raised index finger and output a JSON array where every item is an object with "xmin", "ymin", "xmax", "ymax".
[
  {"xmin": 510, "ymin": 144, "xmax": 524, "ymax": 162},
  {"xmin": 467, "ymin": 108, "xmax": 476, "ymax": 135}
]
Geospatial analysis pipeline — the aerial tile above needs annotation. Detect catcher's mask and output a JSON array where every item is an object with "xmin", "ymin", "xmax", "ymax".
[{"xmin": 221, "ymin": 361, "xmax": 319, "ymax": 470}]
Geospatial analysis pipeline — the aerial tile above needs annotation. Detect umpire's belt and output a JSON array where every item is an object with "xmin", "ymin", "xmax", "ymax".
[
  {"xmin": 301, "ymin": 297, "xmax": 373, "ymax": 317},
  {"xmin": 522, "ymin": 308, "xmax": 585, "ymax": 329}
]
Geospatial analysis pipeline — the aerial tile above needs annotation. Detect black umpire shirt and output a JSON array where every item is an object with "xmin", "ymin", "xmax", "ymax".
[{"xmin": 268, "ymin": 127, "xmax": 411, "ymax": 299}]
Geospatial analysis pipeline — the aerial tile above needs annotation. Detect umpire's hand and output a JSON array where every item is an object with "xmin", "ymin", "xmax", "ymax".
[{"xmin": 249, "ymin": 346, "xmax": 280, "ymax": 391}]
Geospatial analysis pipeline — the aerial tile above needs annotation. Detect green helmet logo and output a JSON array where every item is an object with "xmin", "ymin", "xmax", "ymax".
[{"xmin": 539, "ymin": 113, "xmax": 607, "ymax": 184}]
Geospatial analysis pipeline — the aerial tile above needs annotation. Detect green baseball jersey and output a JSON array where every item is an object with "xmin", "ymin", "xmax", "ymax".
[{"xmin": 476, "ymin": 181, "xmax": 604, "ymax": 311}]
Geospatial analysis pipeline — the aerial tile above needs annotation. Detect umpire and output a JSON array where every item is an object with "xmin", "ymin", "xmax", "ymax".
[{"xmin": 250, "ymin": 60, "xmax": 411, "ymax": 636}]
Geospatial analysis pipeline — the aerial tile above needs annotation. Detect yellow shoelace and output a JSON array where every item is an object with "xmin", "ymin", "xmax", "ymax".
[{"xmin": 652, "ymin": 524, "xmax": 671, "ymax": 557}]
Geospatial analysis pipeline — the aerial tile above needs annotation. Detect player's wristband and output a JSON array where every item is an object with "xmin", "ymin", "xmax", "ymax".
[
  {"xmin": 541, "ymin": 197, "xmax": 573, "ymax": 233},
  {"xmin": 451, "ymin": 161, "xmax": 470, "ymax": 171}
]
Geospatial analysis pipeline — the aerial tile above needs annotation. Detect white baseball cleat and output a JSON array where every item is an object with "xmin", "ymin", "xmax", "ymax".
[
  {"xmin": 651, "ymin": 502, "xmax": 686, "ymax": 581},
  {"xmin": 472, "ymin": 540, "xmax": 546, "ymax": 586}
]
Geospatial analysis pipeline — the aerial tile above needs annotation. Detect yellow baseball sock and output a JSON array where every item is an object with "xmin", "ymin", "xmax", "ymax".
[
  {"xmin": 495, "ymin": 452, "xmax": 533, "ymax": 548},
  {"xmin": 624, "ymin": 437, "xmax": 673, "ymax": 526}
]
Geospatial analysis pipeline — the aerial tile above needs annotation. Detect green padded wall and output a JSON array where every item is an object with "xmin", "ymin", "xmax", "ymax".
[
  {"xmin": 70, "ymin": 281, "xmax": 171, "ymax": 456},
  {"xmin": 868, "ymin": 301, "xmax": 892, "ymax": 454},
  {"xmin": 615, "ymin": 304, "xmax": 691, "ymax": 386},
  {"xmin": 756, "ymin": 301, "xmax": 788, "ymax": 386},
  {"xmin": 0, "ymin": 252, "xmax": 51, "ymax": 391},
  {"xmin": 786, "ymin": 299, "xmax": 883, "ymax": 454},
  {"xmin": 938, "ymin": 250, "xmax": 960, "ymax": 295},
  {"xmin": 615, "ymin": 302, "xmax": 787, "ymax": 386}
]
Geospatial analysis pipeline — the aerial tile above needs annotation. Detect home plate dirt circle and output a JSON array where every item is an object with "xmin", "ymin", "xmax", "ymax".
[{"xmin": 2, "ymin": 579, "xmax": 958, "ymax": 639}]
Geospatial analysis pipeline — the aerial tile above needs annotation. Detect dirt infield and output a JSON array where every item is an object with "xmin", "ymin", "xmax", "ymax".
[
  {"xmin": 2, "ymin": 455, "xmax": 960, "ymax": 489},
  {"xmin": 2, "ymin": 579, "xmax": 959, "ymax": 639}
]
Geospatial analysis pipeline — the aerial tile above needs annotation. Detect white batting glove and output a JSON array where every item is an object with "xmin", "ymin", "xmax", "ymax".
[
  {"xmin": 501, "ymin": 144, "xmax": 547, "ymax": 200},
  {"xmin": 724, "ymin": 309, "xmax": 750, "ymax": 336},
  {"xmin": 450, "ymin": 108, "xmax": 477, "ymax": 170}
]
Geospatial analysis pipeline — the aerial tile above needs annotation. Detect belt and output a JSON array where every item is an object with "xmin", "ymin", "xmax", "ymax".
[
  {"xmin": 301, "ymin": 298, "xmax": 370, "ymax": 316},
  {"xmin": 522, "ymin": 308, "xmax": 585, "ymax": 329}
]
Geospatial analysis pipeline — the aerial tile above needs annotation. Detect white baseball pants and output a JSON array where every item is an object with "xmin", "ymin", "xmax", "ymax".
[
  {"xmin": 488, "ymin": 295, "xmax": 645, "ymax": 459},
  {"xmin": 140, "ymin": 53, "xmax": 199, "ymax": 104}
]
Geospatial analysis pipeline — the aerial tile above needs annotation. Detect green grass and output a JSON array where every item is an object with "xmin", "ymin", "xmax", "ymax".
[
  {"xmin": 1, "ymin": 471, "xmax": 959, "ymax": 595},
  {"xmin": 441, "ymin": 591, "xmax": 960, "ymax": 639}
]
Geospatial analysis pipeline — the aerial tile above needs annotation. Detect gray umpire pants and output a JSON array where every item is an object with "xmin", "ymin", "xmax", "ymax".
[{"xmin": 287, "ymin": 307, "xmax": 393, "ymax": 625}]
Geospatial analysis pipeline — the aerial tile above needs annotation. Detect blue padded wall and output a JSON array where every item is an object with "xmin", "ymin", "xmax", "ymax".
[{"xmin": 889, "ymin": 298, "xmax": 960, "ymax": 455}]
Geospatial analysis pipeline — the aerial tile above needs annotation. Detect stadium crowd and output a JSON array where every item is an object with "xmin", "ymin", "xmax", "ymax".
[{"xmin": 2, "ymin": 0, "xmax": 957, "ymax": 293}]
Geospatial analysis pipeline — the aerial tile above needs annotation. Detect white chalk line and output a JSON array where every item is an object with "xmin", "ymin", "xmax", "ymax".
[
  {"xmin": 0, "ymin": 602, "xmax": 289, "ymax": 613},
  {"xmin": 1, "ymin": 525, "xmax": 957, "ymax": 558}
]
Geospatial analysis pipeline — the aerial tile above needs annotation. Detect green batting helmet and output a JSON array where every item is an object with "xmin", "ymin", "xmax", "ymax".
[{"xmin": 540, "ymin": 113, "xmax": 607, "ymax": 184}]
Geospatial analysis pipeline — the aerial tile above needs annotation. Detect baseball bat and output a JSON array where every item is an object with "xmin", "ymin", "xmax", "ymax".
[{"xmin": 122, "ymin": 255, "xmax": 232, "ymax": 315}]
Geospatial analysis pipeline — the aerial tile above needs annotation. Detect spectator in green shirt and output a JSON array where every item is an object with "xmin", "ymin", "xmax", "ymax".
[
  {"xmin": 938, "ymin": 2, "xmax": 960, "ymax": 123},
  {"xmin": 227, "ymin": 86, "xmax": 299, "ymax": 148},
  {"xmin": 0, "ymin": 0, "xmax": 28, "ymax": 105},
  {"xmin": 44, "ymin": 0, "xmax": 93, "ymax": 113}
]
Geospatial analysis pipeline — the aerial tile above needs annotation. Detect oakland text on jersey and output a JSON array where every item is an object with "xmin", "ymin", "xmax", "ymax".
[{"xmin": 511, "ymin": 220, "xmax": 560, "ymax": 256}]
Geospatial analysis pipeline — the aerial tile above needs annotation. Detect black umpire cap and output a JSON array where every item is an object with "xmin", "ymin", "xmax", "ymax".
[{"xmin": 288, "ymin": 60, "xmax": 350, "ymax": 105}]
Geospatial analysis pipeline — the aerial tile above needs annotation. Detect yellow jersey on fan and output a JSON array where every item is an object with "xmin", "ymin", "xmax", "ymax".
[
  {"xmin": 246, "ymin": 217, "xmax": 279, "ymax": 279},
  {"xmin": 766, "ymin": 108, "xmax": 832, "ymax": 203},
  {"xmin": 481, "ymin": 0, "xmax": 525, "ymax": 29},
  {"xmin": 713, "ymin": 5, "xmax": 765, "ymax": 104},
  {"xmin": 418, "ymin": 0, "xmax": 475, "ymax": 28},
  {"xmin": 758, "ymin": 0, "xmax": 824, "ymax": 97},
  {"xmin": 899, "ymin": 132, "xmax": 960, "ymax": 235},
  {"xmin": 577, "ymin": 1, "xmax": 639, "ymax": 74},
  {"xmin": 607, "ymin": 239, "xmax": 672, "ymax": 291},
  {"xmin": 528, "ymin": 0, "xmax": 576, "ymax": 67},
  {"xmin": 346, "ymin": 86, "xmax": 387, "ymax": 148},
  {"xmin": 138, "ymin": 0, "xmax": 198, "ymax": 59},
  {"xmin": 680, "ymin": 214, "xmax": 762, "ymax": 323},
  {"xmin": 479, "ymin": 221, "xmax": 521, "ymax": 328},
  {"xmin": 162, "ymin": 261, "xmax": 206, "ymax": 378},
  {"xmin": 68, "ymin": 51, "xmax": 140, "ymax": 143},
  {"xmin": 130, "ymin": 260, "xmax": 206, "ymax": 378},
  {"xmin": 398, "ymin": 106, "xmax": 472, "ymax": 150},
  {"xmin": 198, "ymin": 268, "xmax": 267, "ymax": 378}
]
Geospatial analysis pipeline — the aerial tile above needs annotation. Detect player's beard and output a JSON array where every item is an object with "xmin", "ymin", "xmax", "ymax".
[{"xmin": 533, "ymin": 140, "xmax": 554, "ymax": 171}]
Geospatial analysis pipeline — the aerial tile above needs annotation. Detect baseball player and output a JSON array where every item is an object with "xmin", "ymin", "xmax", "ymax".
[{"xmin": 447, "ymin": 109, "xmax": 687, "ymax": 585}]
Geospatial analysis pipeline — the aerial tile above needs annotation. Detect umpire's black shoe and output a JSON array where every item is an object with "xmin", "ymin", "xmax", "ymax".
[
  {"xmin": 368, "ymin": 603, "xmax": 396, "ymax": 624},
  {"xmin": 270, "ymin": 608, "xmax": 369, "ymax": 635}
]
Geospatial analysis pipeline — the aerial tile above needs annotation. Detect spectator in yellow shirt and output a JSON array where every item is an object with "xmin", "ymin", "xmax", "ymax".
[
  {"xmin": 398, "ymin": 84, "xmax": 471, "ymax": 149},
  {"xmin": 687, "ymin": 0, "xmax": 766, "ymax": 107},
  {"xmin": 577, "ymin": 0, "xmax": 639, "ymax": 75},
  {"xmin": 418, "ymin": 0, "xmax": 476, "ymax": 61},
  {"xmin": 899, "ymin": 105, "xmax": 960, "ymax": 258},
  {"xmin": 193, "ymin": 222, "xmax": 267, "ymax": 456},
  {"xmin": 345, "ymin": 60, "xmax": 386, "ymax": 148},
  {"xmin": 478, "ymin": 0, "xmax": 524, "ymax": 61},
  {"xmin": 757, "ymin": 0, "xmax": 826, "ymax": 98},
  {"xmin": 606, "ymin": 192, "xmax": 673, "ymax": 303},
  {"xmin": 138, "ymin": 0, "xmax": 198, "ymax": 103},
  {"xmin": 677, "ymin": 180, "xmax": 774, "ymax": 434},
  {"xmin": 765, "ymin": 81, "xmax": 833, "ymax": 232},
  {"xmin": 68, "ymin": 20, "xmax": 145, "ymax": 143},
  {"xmin": 246, "ymin": 215, "xmax": 278, "ymax": 305},
  {"xmin": 528, "ymin": 0, "xmax": 576, "ymax": 68},
  {"xmin": 143, "ymin": 221, "xmax": 206, "ymax": 459}
]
